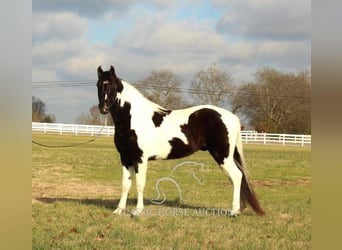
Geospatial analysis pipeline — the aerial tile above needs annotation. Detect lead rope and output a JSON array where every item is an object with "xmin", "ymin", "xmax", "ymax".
[{"xmin": 32, "ymin": 115, "xmax": 108, "ymax": 148}]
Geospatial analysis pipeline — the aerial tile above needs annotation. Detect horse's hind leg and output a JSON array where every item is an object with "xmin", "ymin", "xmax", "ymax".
[
  {"xmin": 113, "ymin": 166, "xmax": 135, "ymax": 215},
  {"xmin": 219, "ymin": 156, "xmax": 243, "ymax": 216}
]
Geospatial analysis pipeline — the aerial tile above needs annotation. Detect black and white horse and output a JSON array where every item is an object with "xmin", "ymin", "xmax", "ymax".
[{"xmin": 97, "ymin": 65, "xmax": 264, "ymax": 216}]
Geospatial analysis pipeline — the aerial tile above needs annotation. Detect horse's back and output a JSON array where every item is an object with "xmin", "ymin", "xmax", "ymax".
[{"xmin": 175, "ymin": 104, "xmax": 240, "ymax": 128}]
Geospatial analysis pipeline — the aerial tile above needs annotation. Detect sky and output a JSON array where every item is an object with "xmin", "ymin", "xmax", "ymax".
[{"xmin": 32, "ymin": 0, "xmax": 311, "ymax": 123}]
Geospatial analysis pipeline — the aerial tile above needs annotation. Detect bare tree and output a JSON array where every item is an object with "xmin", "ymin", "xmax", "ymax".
[
  {"xmin": 191, "ymin": 64, "xmax": 234, "ymax": 107},
  {"xmin": 32, "ymin": 96, "xmax": 56, "ymax": 123},
  {"xmin": 76, "ymin": 105, "xmax": 113, "ymax": 125},
  {"xmin": 239, "ymin": 68, "xmax": 311, "ymax": 133},
  {"xmin": 137, "ymin": 69, "xmax": 188, "ymax": 109}
]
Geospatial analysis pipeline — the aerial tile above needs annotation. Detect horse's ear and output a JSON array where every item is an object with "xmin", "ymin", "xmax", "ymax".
[
  {"xmin": 97, "ymin": 66, "xmax": 103, "ymax": 79},
  {"xmin": 110, "ymin": 65, "xmax": 116, "ymax": 77}
]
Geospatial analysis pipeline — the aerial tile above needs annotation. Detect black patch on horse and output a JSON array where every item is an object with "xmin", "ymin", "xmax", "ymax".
[
  {"xmin": 167, "ymin": 108, "xmax": 229, "ymax": 164},
  {"xmin": 152, "ymin": 109, "xmax": 172, "ymax": 127},
  {"xmin": 110, "ymin": 101, "xmax": 143, "ymax": 173}
]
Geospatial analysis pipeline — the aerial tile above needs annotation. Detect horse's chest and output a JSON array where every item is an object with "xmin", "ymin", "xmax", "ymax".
[
  {"xmin": 114, "ymin": 128, "xmax": 138, "ymax": 150},
  {"xmin": 114, "ymin": 128, "xmax": 143, "ymax": 167}
]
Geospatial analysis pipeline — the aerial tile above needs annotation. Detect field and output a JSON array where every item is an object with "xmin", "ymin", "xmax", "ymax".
[{"xmin": 32, "ymin": 133, "xmax": 311, "ymax": 249}]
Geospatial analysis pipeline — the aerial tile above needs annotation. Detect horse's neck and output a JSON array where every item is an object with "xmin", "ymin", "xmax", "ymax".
[
  {"xmin": 110, "ymin": 81, "xmax": 162, "ymax": 127},
  {"xmin": 121, "ymin": 81, "xmax": 162, "ymax": 110}
]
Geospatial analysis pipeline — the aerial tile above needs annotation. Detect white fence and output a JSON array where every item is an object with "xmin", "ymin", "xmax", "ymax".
[
  {"xmin": 32, "ymin": 122, "xmax": 114, "ymax": 137},
  {"xmin": 241, "ymin": 130, "xmax": 311, "ymax": 146},
  {"xmin": 32, "ymin": 122, "xmax": 311, "ymax": 146}
]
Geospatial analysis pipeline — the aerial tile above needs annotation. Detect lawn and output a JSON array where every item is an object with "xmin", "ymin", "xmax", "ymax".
[{"xmin": 32, "ymin": 133, "xmax": 311, "ymax": 249}]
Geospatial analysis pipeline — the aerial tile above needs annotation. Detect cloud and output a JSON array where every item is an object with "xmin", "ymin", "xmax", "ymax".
[
  {"xmin": 124, "ymin": 20, "xmax": 225, "ymax": 55},
  {"xmin": 111, "ymin": 12, "xmax": 229, "ymax": 79},
  {"xmin": 32, "ymin": 68, "xmax": 59, "ymax": 82},
  {"xmin": 32, "ymin": 0, "xmax": 178, "ymax": 20},
  {"xmin": 33, "ymin": 12, "xmax": 87, "ymax": 42},
  {"xmin": 219, "ymin": 40, "xmax": 311, "ymax": 73},
  {"xmin": 57, "ymin": 49, "xmax": 108, "ymax": 80},
  {"xmin": 32, "ymin": 39, "xmax": 88, "ymax": 65},
  {"xmin": 215, "ymin": 0, "xmax": 310, "ymax": 40},
  {"xmin": 33, "ymin": 0, "xmax": 139, "ymax": 18}
]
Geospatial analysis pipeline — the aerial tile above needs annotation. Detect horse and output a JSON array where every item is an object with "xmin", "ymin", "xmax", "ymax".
[{"xmin": 96, "ymin": 65, "xmax": 265, "ymax": 216}]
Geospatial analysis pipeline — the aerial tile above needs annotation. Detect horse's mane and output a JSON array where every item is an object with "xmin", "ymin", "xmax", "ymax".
[{"xmin": 118, "ymin": 80, "xmax": 168, "ymax": 114}]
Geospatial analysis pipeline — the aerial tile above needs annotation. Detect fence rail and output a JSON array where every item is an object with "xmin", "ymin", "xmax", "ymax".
[
  {"xmin": 240, "ymin": 131, "xmax": 311, "ymax": 146},
  {"xmin": 32, "ymin": 122, "xmax": 311, "ymax": 146},
  {"xmin": 32, "ymin": 122, "xmax": 114, "ymax": 137}
]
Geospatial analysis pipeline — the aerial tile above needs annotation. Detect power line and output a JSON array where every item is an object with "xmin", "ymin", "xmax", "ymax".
[
  {"xmin": 32, "ymin": 80, "xmax": 310, "ymax": 100},
  {"xmin": 32, "ymin": 80, "xmax": 96, "ymax": 88}
]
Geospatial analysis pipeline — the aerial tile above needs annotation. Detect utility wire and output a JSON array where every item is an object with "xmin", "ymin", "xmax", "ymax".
[
  {"xmin": 32, "ymin": 80, "xmax": 309, "ymax": 100},
  {"xmin": 32, "ymin": 80, "xmax": 96, "ymax": 88}
]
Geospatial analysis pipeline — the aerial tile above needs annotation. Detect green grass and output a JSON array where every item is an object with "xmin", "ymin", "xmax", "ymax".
[{"xmin": 32, "ymin": 133, "xmax": 311, "ymax": 249}]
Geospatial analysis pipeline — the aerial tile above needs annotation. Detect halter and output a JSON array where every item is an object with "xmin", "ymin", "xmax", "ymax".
[{"xmin": 101, "ymin": 80, "xmax": 116, "ymax": 110}]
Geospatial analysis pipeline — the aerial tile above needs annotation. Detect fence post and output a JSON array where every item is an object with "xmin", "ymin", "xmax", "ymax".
[
  {"xmin": 263, "ymin": 133, "xmax": 266, "ymax": 144},
  {"xmin": 301, "ymin": 135, "xmax": 304, "ymax": 147}
]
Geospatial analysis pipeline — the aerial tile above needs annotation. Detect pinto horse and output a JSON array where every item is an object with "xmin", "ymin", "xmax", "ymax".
[{"xmin": 96, "ymin": 65, "xmax": 264, "ymax": 216}]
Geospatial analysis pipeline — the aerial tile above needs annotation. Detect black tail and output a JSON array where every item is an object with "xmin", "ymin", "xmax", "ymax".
[{"xmin": 234, "ymin": 146, "xmax": 265, "ymax": 216}]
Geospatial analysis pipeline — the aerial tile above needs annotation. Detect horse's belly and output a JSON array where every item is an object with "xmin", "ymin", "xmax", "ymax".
[
  {"xmin": 142, "ymin": 134, "xmax": 200, "ymax": 161},
  {"xmin": 140, "ymin": 136, "xmax": 173, "ymax": 160}
]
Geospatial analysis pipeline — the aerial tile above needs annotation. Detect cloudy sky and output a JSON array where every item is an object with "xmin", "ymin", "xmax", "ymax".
[{"xmin": 32, "ymin": 0, "xmax": 311, "ymax": 123}]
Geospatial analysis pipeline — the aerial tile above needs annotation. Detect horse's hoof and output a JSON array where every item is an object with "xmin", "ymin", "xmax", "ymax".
[
  {"xmin": 228, "ymin": 213, "xmax": 238, "ymax": 218},
  {"xmin": 130, "ymin": 208, "xmax": 143, "ymax": 217},
  {"xmin": 113, "ymin": 208, "xmax": 125, "ymax": 215},
  {"xmin": 228, "ymin": 209, "xmax": 240, "ymax": 217}
]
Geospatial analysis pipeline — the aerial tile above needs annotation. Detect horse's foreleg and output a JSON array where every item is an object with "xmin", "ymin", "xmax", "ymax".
[
  {"xmin": 131, "ymin": 161, "xmax": 147, "ymax": 216},
  {"xmin": 113, "ymin": 166, "xmax": 135, "ymax": 215}
]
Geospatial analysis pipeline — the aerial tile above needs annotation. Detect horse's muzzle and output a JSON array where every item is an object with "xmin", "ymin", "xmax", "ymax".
[
  {"xmin": 99, "ymin": 104, "xmax": 109, "ymax": 114},
  {"xmin": 101, "ymin": 108, "xmax": 108, "ymax": 114}
]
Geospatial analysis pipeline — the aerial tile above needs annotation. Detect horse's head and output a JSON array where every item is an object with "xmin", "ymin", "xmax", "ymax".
[{"xmin": 97, "ymin": 65, "xmax": 123, "ymax": 114}]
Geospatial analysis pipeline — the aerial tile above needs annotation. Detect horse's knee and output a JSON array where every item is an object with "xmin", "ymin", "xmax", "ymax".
[
  {"xmin": 123, "ymin": 176, "xmax": 132, "ymax": 187},
  {"xmin": 136, "ymin": 177, "xmax": 146, "ymax": 193},
  {"xmin": 135, "ymin": 164, "xmax": 147, "ymax": 192},
  {"xmin": 122, "ymin": 178, "xmax": 132, "ymax": 192}
]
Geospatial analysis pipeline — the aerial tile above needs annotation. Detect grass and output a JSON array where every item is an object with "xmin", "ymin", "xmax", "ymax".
[{"xmin": 32, "ymin": 133, "xmax": 311, "ymax": 249}]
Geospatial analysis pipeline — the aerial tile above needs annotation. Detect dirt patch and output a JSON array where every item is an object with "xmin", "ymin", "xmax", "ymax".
[
  {"xmin": 252, "ymin": 178, "xmax": 311, "ymax": 187},
  {"xmin": 32, "ymin": 182, "xmax": 120, "ymax": 204}
]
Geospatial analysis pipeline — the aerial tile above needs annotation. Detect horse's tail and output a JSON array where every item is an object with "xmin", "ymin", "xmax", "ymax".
[{"xmin": 234, "ymin": 131, "xmax": 265, "ymax": 216}]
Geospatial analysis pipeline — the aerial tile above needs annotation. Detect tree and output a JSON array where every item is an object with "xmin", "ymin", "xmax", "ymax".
[
  {"xmin": 32, "ymin": 96, "xmax": 56, "ymax": 123},
  {"xmin": 137, "ymin": 69, "xmax": 188, "ymax": 109},
  {"xmin": 191, "ymin": 63, "xmax": 235, "ymax": 107},
  {"xmin": 76, "ymin": 105, "xmax": 113, "ymax": 125},
  {"xmin": 238, "ymin": 68, "xmax": 311, "ymax": 134}
]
